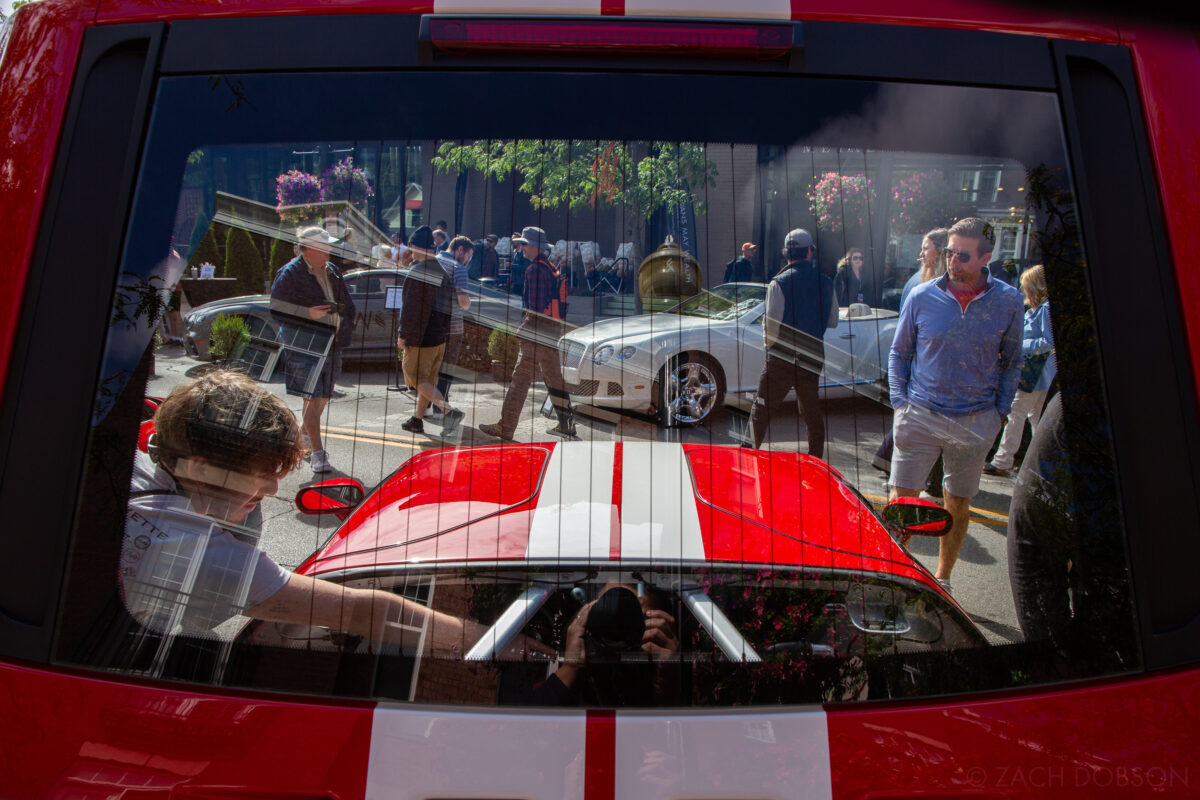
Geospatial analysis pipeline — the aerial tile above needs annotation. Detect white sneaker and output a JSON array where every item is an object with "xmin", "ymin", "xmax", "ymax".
[{"xmin": 311, "ymin": 449, "xmax": 332, "ymax": 473}]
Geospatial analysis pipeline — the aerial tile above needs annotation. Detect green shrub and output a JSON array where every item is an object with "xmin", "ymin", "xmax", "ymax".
[
  {"xmin": 188, "ymin": 223, "xmax": 223, "ymax": 274},
  {"xmin": 187, "ymin": 213, "xmax": 210, "ymax": 259},
  {"xmin": 225, "ymin": 226, "xmax": 265, "ymax": 295},
  {"xmin": 269, "ymin": 235, "xmax": 295, "ymax": 282},
  {"xmin": 487, "ymin": 326, "xmax": 521, "ymax": 364},
  {"xmin": 209, "ymin": 313, "xmax": 250, "ymax": 362}
]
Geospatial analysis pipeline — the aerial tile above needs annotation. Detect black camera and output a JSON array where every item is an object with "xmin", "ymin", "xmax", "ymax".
[{"xmin": 584, "ymin": 586, "xmax": 645, "ymax": 663}]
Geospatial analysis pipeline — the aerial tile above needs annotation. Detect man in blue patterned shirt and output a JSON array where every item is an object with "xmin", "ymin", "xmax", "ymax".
[{"xmin": 888, "ymin": 217, "xmax": 1023, "ymax": 588}]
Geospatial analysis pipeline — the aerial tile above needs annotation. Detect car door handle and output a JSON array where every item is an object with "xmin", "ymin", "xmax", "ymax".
[{"xmin": 839, "ymin": 333, "xmax": 856, "ymax": 339}]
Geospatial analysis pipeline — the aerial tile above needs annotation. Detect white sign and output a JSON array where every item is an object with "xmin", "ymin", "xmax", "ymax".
[{"xmin": 385, "ymin": 286, "xmax": 403, "ymax": 310}]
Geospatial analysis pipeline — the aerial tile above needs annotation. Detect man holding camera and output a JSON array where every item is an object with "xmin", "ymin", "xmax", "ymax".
[
  {"xmin": 524, "ymin": 584, "xmax": 679, "ymax": 706},
  {"xmin": 270, "ymin": 225, "xmax": 357, "ymax": 473}
]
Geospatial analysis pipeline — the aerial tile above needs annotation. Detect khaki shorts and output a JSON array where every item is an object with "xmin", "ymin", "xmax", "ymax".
[
  {"xmin": 890, "ymin": 402, "xmax": 1002, "ymax": 499},
  {"xmin": 402, "ymin": 343, "xmax": 445, "ymax": 388}
]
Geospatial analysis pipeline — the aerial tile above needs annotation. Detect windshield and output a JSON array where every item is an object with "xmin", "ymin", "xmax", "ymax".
[
  {"xmin": 671, "ymin": 284, "xmax": 766, "ymax": 321},
  {"xmin": 239, "ymin": 564, "xmax": 982, "ymax": 706},
  {"xmin": 65, "ymin": 67, "xmax": 1139, "ymax": 707}
]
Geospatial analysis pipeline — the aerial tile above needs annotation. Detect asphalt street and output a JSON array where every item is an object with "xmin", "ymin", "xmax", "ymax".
[{"xmin": 147, "ymin": 343, "xmax": 1024, "ymax": 646}]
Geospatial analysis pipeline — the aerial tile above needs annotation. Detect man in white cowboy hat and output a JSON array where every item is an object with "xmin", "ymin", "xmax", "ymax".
[
  {"xmin": 479, "ymin": 225, "xmax": 576, "ymax": 440},
  {"xmin": 269, "ymin": 225, "xmax": 357, "ymax": 474}
]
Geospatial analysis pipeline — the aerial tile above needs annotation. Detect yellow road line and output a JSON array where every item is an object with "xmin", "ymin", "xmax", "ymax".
[
  {"xmin": 861, "ymin": 491, "xmax": 1009, "ymax": 527},
  {"xmin": 321, "ymin": 428, "xmax": 423, "ymax": 450}
]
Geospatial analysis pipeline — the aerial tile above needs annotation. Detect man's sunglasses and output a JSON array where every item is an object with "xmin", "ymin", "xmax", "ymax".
[{"xmin": 944, "ymin": 249, "xmax": 974, "ymax": 264}]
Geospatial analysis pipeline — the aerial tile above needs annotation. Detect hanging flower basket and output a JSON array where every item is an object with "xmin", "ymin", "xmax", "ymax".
[
  {"xmin": 807, "ymin": 172, "xmax": 878, "ymax": 235},
  {"xmin": 890, "ymin": 170, "xmax": 955, "ymax": 235},
  {"xmin": 320, "ymin": 157, "xmax": 374, "ymax": 211},
  {"xmin": 276, "ymin": 170, "xmax": 323, "ymax": 223}
]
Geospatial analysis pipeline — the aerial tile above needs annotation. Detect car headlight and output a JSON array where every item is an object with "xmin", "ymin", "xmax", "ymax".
[
  {"xmin": 593, "ymin": 345, "xmax": 615, "ymax": 365},
  {"xmin": 617, "ymin": 345, "xmax": 636, "ymax": 360}
]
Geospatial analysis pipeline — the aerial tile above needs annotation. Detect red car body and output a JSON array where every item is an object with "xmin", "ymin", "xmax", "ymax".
[
  {"xmin": 300, "ymin": 442, "xmax": 941, "ymax": 590},
  {"xmin": 2, "ymin": 1, "xmax": 1199, "ymax": 798}
]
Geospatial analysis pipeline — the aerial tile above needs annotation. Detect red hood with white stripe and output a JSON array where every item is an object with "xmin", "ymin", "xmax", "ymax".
[{"xmin": 299, "ymin": 443, "xmax": 930, "ymax": 587}]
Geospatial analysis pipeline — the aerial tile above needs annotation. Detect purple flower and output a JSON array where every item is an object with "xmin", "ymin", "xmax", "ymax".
[
  {"xmin": 275, "ymin": 170, "xmax": 322, "ymax": 207},
  {"xmin": 320, "ymin": 157, "xmax": 373, "ymax": 206}
]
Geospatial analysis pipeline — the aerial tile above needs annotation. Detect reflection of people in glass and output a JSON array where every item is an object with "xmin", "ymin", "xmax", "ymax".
[
  {"xmin": 269, "ymin": 226, "xmax": 357, "ymax": 474},
  {"xmin": 524, "ymin": 584, "xmax": 679, "ymax": 706},
  {"xmin": 987, "ymin": 265, "xmax": 1055, "ymax": 476},
  {"xmin": 479, "ymin": 226, "xmax": 576, "ymax": 440},
  {"xmin": 723, "ymin": 242, "xmax": 758, "ymax": 283},
  {"xmin": 122, "ymin": 372, "xmax": 479, "ymax": 654},
  {"xmin": 433, "ymin": 236, "xmax": 476, "ymax": 408},
  {"xmin": 888, "ymin": 218, "xmax": 1023, "ymax": 588},
  {"xmin": 1007, "ymin": 393, "xmax": 1135, "ymax": 673},
  {"xmin": 396, "ymin": 226, "xmax": 465, "ymax": 437},
  {"xmin": 875, "ymin": 227, "xmax": 950, "ymax": 481},
  {"xmin": 833, "ymin": 247, "xmax": 865, "ymax": 306},
  {"xmin": 749, "ymin": 228, "xmax": 838, "ymax": 454},
  {"xmin": 900, "ymin": 227, "xmax": 949, "ymax": 309}
]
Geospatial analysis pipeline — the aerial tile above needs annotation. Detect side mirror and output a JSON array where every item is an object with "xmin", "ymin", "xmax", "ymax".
[
  {"xmin": 882, "ymin": 497, "xmax": 953, "ymax": 538},
  {"xmin": 295, "ymin": 478, "xmax": 366, "ymax": 522}
]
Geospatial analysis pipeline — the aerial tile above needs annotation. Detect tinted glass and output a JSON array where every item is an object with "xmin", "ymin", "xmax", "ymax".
[{"xmin": 57, "ymin": 69, "xmax": 1139, "ymax": 704}]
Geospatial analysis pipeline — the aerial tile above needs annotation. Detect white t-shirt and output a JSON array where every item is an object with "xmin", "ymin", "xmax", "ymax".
[{"xmin": 120, "ymin": 452, "xmax": 290, "ymax": 635}]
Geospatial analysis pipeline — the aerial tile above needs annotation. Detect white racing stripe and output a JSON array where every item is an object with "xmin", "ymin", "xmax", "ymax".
[
  {"xmin": 619, "ymin": 442, "xmax": 706, "ymax": 562},
  {"xmin": 434, "ymin": 0, "xmax": 602, "ymax": 13},
  {"xmin": 526, "ymin": 441, "xmax": 617, "ymax": 561},
  {"xmin": 433, "ymin": 0, "xmax": 792, "ymax": 19},
  {"xmin": 367, "ymin": 705, "xmax": 588, "ymax": 799},
  {"xmin": 625, "ymin": 0, "xmax": 791, "ymax": 19},
  {"xmin": 365, "ymin": 705, "xmax": 831, "ymax": 799},
  {"xmin": 614, "ymin": 708, "xmax": 832, "ymax": 798}
]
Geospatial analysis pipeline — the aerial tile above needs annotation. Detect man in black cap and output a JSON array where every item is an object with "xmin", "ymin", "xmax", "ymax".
[
  {"xmin": 468, "ymin": 233, "xmax": 500, "ymax": 280},
  {"xmin": 749, "ymin": 228, "xmax": 837, "ymax": 455},
  {"xmin": 479, "ymin": 225, "xmax": 576, "ymax": 440},
  {"xmin": 396, "ymin": 226, "xmax": 465, "ymax": 437}
]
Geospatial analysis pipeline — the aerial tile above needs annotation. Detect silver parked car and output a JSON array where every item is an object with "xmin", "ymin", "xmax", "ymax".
[
  {"xmin": 559, "ymin": 283, "xmax": 898, "ymax": 426},
  {"xmin": 183, "ymin": 267, "xmax": 524, "ymax": 366}
]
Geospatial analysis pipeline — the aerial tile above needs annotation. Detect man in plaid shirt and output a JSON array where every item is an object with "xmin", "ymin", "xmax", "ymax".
[{"xmin": 480, "ymin": 226, "xmax": 577, "ymax": 440}]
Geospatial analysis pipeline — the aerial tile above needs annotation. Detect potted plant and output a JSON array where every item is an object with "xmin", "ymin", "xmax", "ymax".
[
  {"xmin": 209, "ymin": 313, "xmax": 250, "ymax": 365},
  {"xmin": 487, "ymin": 327, "xmax": 521, "ymax": 383}
]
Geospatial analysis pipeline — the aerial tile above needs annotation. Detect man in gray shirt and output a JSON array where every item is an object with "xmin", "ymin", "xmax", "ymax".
[{"xmin": 121, "ymin": 371, "xmax": 496, "ymax": 655}]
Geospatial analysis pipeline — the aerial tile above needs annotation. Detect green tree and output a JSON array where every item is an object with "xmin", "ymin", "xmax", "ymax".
[
  {"xmin": 224, "ymin": 226, "xmax": 265, "ymax": 295},
  {"xmin": 432, "ymin": 140, "xmax": 716, "ymax": 242},
  {"xmin": 188, "ymin": 224, "xmax": 223, "ymax": 274}
]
